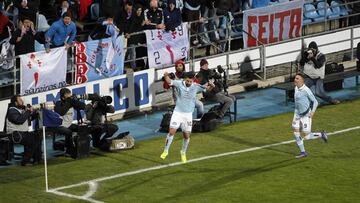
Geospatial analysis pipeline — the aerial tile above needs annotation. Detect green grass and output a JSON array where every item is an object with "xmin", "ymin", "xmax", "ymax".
[{"xmin": 1, "ymin": 99, "xmax": 360, "ymax": 203}]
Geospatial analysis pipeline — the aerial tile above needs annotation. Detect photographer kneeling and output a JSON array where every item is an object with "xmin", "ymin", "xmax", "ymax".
[
  {"xmin": 52, "ymin": 88, "xmax": 86, "ymax": 155},
  {"xmin": 5, "ymin": 95, "xmax": 42, "ymax": 166},
  {"xmin": 195, "ymin": 59, "xmax": 235, "ymax": 118},
  {"xmin": 84, "ymin": 94, "xmax": 118, "ymax": 149}
]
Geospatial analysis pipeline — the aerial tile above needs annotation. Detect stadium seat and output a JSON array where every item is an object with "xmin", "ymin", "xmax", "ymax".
[
  {"xmin": 303, "ymin": 18, "xmax": 313, "ymax": 25},
  {"xmin": 90, "ymin": 3, "xmax": 100, "ymax": 21},
  {"xmin": 330, "ymin": 1, "xmax": 341, "ymax": 16},
  {"xmin": 333, "ymin": 0, "xmax": 350, "ymax": 16},
  {"xmin": 317, "ymin": 1, "xmax": 339, "ymax": 19},
  {"xmin": 304, "ymin": 4, "xmax": 324, "ymax": 22},
  {"xmin": 278, "ymin": 0, "xmax": 289, "ymax": 2}
]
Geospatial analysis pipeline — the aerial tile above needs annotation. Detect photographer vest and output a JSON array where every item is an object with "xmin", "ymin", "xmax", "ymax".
[
  {"xmin": 61, "ymin": 107, "xmax": 74, "ymax": 128},
  {"xmin": 6, "ymin": 107, "xmax": 29, "ymax": 133},
  {"xmin": 303, "ymin": 52, "xmax": 325, "ymax": 79}
]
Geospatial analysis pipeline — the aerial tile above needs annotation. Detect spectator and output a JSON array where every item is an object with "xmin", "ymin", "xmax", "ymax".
[
  {"xmin": 198, "ymin": 0, "xmax": 218, "ymax": 45},
  {"xmin": 163, "ymin": 0, "xmax": 182, "ymax": 32},
  {"xmin": 10, "ymin": 17, "xmax": 42, "ymax": 55},
  {"xmin": 143, "ymin": 0, "xmax": 165, "ymax": 30},
  {"xmin": 0, "ymin": 10, "xmax": 12, "ymax": 41},
  {"xmin": 116, "ymin": 1, "xmax": 134, "ymax": 35},
  {"xmin": 183, "ymin": 0, "xmax": 202, "ymax": 45},
  {"xmin": 44, "ymin": 12, "xmax": 76, "ymax": 53},
  {"xmin": 89, "ymin": 15, "xmax": 119, "ymax": 40},
  {"xmin": 79, "ymin": 0, "xmax": 92, "ymax": 21},
  {"xmin": 299, "ymin": 41, "xmax": 340, "ymax": 105},
  {"xmin": 15, "ymin": 0, "xmax": 39, "ymax": 24},
  {"xmin": 127, "ymin": 4, "xmax": 145, "ymax": 70},
  {"xmin": 57, "ymin": 0, "xmax": 72, "ymax": 19},
  {"xmin": 214, "ymin": 0, "xmax": 239, "ymax": 44}
]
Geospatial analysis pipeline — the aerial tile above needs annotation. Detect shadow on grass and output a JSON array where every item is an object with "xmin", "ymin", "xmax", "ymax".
[
  {"xmin": 161, "ymin": 158, "xmax": 305, "ymax": 202},
  {"xmin": 208, "ymin": 133, "xmax": 294, "ymax": 155}
]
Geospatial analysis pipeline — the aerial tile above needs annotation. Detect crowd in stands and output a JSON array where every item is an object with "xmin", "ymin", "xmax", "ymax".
[{"xmin": 0, "ymin": 0, "xmax": 360, "ymax": 98}]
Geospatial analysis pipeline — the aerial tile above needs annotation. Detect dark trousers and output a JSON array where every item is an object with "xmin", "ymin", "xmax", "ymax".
[
  {"xmin": 206, "ymin": 92, "xmax": 235, "ymax": 117},
  {"xmin": 90, "ymin": 123, "xmax": 118, "ymax": 148},
  {"xmin": 305, "ymin": 77, "xmax": 334, "ymax": 103},
  {"xmin": 51, "ymin": 124, "xmax": 78, "ymax": 153},
  {"xmin": 9, "ymin": 131, "xmax": 42, "ymax": 163}
]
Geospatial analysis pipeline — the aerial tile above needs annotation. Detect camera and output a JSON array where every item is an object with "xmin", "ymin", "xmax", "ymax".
[
  {"xmin": 77, "ymin": 94, "xmax": 112, "ymax": 105},
  {"xmin": 303, "ymin": 48, "xmax": 315, "ymax": 59},
  {"xmin": 27, "ymin": 102, "xmax": 55, "ymax": 111},
  {"xmin": 77, "ymin": 94, "xmax": 114, "ymax": 113}
]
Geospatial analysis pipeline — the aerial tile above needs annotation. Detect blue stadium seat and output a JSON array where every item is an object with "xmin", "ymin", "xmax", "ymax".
[
  {"xmin": 303, "ymin": 18, "xmax": 313, "ymax": 25},
  {"xmin": 330, "ymin": 1, "xmax": 341, "ymax": 16},
  {"xmin": 334, "ymin": 0, "xmax": 351, "ymax": 16},
  {"xmin": 304, "ymin": 3, "xmax": 323, "ymax": 22},
  {"xmin": 90, "ymin": 3, "xmax": 100, "ymax": 21},
  {"xmin": 278, "ymin": 0, "xmax": 289, "ymax": 2},
  {"xmin": 317, "ymin": 1, "xmax": 339, "ymax": 19}
]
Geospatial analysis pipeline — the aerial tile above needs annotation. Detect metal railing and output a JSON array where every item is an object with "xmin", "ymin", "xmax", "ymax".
[{"xmin": 1, "ymin": 0, "xmax": 360, "ymax": 99}]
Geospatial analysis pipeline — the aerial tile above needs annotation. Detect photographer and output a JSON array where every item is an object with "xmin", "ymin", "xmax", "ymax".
[
  {"xmin": 195, "ymin": 59, "xmax": 235, "ymax": 118},
  {"xmin": 84, "ymin": 94, "xmax": 118, "ymax": 149},
  {"xmin": 163, "ymin": 60, "xmax": 204, "ymax": 118},
  {"xmin": 299, "ymin": 41, "xmax": 340, "ymax": 105},
  {"xmin": 5, "ymin": 95, "xmax": 42, "ymax": 166},
  {"xmin": 52, "ymin": 88, "xmax": 85, "ymax": 155}
]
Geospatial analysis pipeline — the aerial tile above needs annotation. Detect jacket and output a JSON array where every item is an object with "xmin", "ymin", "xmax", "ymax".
[
  {"xmin": 54, "ymin": 97, "xmax": 85, "ymax": 127},
  {"xmin": 45, "ymin": 19, "xmax": 77, "ymax": 48},
  {"xmin": 143, "ymin": 7, "xmax": 164, "ymax": 30},
  {"xmin": 6, "ymin": 106, "xmax": 31, "ymax": 133},
  {"xmin": 163, "ymin": 3, "xmax": 182, "ymax": 31},
  {"xmin": 10, "ymin": 29, "xmax": 42, "ymax": 55}
]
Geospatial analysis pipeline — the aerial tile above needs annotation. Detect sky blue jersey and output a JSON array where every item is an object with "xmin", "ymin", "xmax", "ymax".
[
  {"xmin": 171, "ymin": 80, "xmax": 206, "ymax": 113},
  {"xmin": 294, "ymin": 84, "xmax": 318, "ymax": 115}
]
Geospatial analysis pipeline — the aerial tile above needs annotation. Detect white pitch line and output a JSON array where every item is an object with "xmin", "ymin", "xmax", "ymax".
[
  {"xmin": 83, "ymin": 181, "xmax": 98, "ymax": 199},
  {"xmin": 48, "ymin": 125, "xmax": 360, "ymax": 201}
]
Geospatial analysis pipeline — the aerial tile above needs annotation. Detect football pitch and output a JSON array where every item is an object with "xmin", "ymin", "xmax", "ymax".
[{"xmin": 1, "ymin": 99, "xmax": 360, "ymax": 203}]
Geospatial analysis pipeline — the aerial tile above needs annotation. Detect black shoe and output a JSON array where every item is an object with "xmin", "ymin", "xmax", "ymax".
[
  {"xmin": 331, "ymin": 100, "xmax": 340, "ymax": 105},
  {"xmin": 21, "ymin": 161, "xmax": 34, "ymax": 166},
  {"xmin": 0, "ymin": 161, "xmax": 11, "ymax": 166}
]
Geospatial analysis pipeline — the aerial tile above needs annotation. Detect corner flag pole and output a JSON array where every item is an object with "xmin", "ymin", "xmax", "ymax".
[{"xmin": 43, "ymin": 126, "xmax": 49, "ymax": 192}]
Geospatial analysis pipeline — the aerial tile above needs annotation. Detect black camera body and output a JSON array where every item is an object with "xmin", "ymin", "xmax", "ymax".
[
  {"xmin": 209, "ymin": 65, "xmax": 228, "ymax": 94},
  {"xmin": 303, "ymin": 48, "xmax": 316, "ymax": 60},
  {"xmin": 78, "ymin": 94, "xmax": 114, "ymax": 114}
]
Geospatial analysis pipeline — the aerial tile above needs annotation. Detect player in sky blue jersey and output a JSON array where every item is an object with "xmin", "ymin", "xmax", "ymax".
[
  {"xmin": 160, "ymin": 71, "xmax": 214, "ymax": 163},
  {"xmin": 292, "ymin": 73, "xmax": 328, "ymax": 158}
]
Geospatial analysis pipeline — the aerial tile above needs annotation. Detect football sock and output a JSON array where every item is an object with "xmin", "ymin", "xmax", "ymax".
[
  {"xmin": 305, "ymin": 132, "xmax": 321, "ymax": 140},
  {"xmin": 181, "ymin": 138, "xmax": 190, "ymax": 154},
  {"xmin": 164, "ymin": 134, "xmax": 174, "ymax": 152},
  {"xmin": 294, "ymin": 132, "xmax": 305, "ymax": 152}
]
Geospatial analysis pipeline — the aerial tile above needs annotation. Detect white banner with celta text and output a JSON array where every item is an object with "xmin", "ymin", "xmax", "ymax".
[
  {"xmin": 20, "ymin": 47, "xmax": 67, "ymax": 95},
  {"xmin": 145, "ymin": 23, "xmax": 189, "ymax": 69},
  {"xmin": 243, "ymin": 0, "xmax": 303, "ymax": 48}
]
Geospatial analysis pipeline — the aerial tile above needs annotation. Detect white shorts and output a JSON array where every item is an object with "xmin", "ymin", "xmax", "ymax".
[
  {"xmin": 169, "ymin": 111, "xmax": 193, "ymax": 133},
  {"xmin": 292, "ymin": 112, "xmax": 312, "ymax": 133}
]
